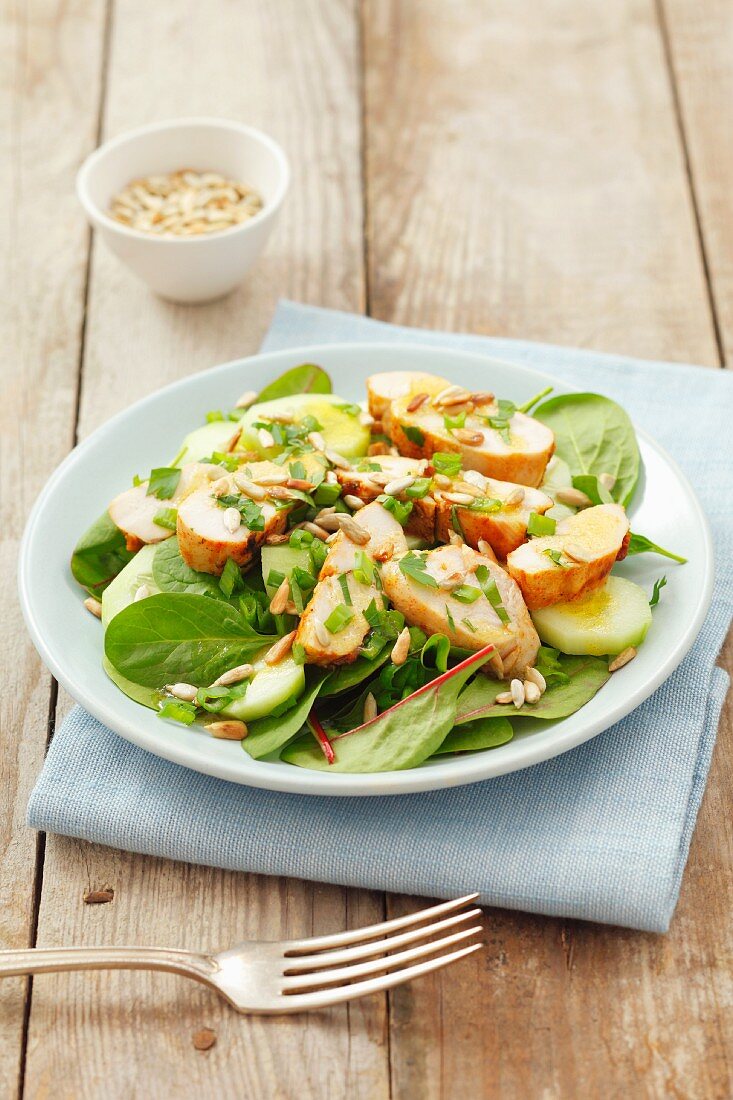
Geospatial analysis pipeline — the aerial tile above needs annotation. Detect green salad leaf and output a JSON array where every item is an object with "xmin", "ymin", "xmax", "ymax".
[
  {"xmin": 433, "ymin": 717, "xmax": 513, "ymax": 754},
  {"xmin": 533, "ymin": 392, "xmax": 640, "ymax": 507},
  {"xmin": 320, "ymin": 650, "xmax": 392, "ymax": 697},
  {"xmin": 71, "ymin": 512, "xmax": 136, "ymax": 598},
  {"xmin": 255, "ymin": 364, "xmax": 332, "ymax": 403},
  {"xmin": 152, "ymin": 537, "xmax": 224, "ymax": 599},
  {"xmin": 281, "ymin": 645, "xmax": 495, "ymax": 772},
  {"xmin": 105, "ymin": 593, "xmax": 276, "ymax": 688},
  {"xmin": 243, "ymin": 671, "xmax": 329, "ymax": 759},
  {"xmin": 455, "ymin": 652, "xmax": 610, "ymax": 724},
  {"xmin": 627, "ymin": 533, "xmax": 687, "ymax": 564}
]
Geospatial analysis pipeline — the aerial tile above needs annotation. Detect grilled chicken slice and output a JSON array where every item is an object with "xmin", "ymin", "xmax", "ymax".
[
  {"xmin": 108, "ymin": 463, "xmax": 219, "ymax": 551},
  {"xmin": 177, "ymin": 488, "xmax": 287, "ymax": 575},
  {"xmin": 297, "ymin": 502, "xmax": 407, "ymax": 666},
  {"xmin": 434, "ymin": 472, "xmax": 554, "ymax": 559},
  {"xmin": 505, "ymin": 503, "xmax": 630, "ymax": 609},
  {"xmin": 366, "ymin": 371, "xmax": 449, "ymax": 424},
  {"xmin": 389, "ymin": 394, "xmax": 555, "ymax": 487},
  {"xmin": 381, "ymin": 544, "xmax": 540, "ymax": 680},
  {"xmin": 336, "ymin": 455, "xmax": 435, "ymax": 542}
]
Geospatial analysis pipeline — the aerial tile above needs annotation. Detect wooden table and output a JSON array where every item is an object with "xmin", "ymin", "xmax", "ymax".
[{"xmin": 3, "ymin": 1, "xmax": 731, "ymax": 1096}]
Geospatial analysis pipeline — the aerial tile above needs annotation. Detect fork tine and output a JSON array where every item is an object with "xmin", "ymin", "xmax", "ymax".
[
  {"xmin": 280, "ymin": 942, "xmax": 483, "ymax": 1009},
  {"xmin": 283, "ymin": 908, "xmax": 482, "ymax": 971},
  {"xmin": 284, "ymin": 893, "xmax": 480, "ymax": 953},
  {"xmin": 282, "ymin": 925, "xmax": 481, "ymax": 991}
]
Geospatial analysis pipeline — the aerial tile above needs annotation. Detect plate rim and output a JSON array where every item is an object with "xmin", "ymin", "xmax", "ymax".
[{"xmin": 18, "ymin": 341, "xmax": 715, "ymax": 796}]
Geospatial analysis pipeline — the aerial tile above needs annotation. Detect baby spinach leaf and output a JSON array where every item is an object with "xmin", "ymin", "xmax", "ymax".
[
  {"xmin": 627, "ymin": 533, "xmax": 687, "ymax": 564},
  {"xmin": 571, "ymin": 474, "xmax": 614, "ymax": 506},
  {"xmin": 455, "ymin": 653, "xmax": 610, "ymax": 724},
  {"xmin": 255, "ymin": 364, "xmax": 332, "ymax": 403},
  {"xmin": 281, "ymin": 645, "xmax": 494, "ymax": 772},
  {"xmin": 104, "ymin": 593, "xmax": 276, "ymax": 688},
  {"xmin": 649, "ymin": 575, "xmax": 667, "ymax": 607},
  {"xmin": 243, "ymin": 671, "xmax": 329, "ymax": 759},
  {"xmin": 320, "ymin": 650, "xmax": 392, "ymax": 697},
  {"xmin": 533, "ymin": 393, "xmax": 640, "ymax": 507},
  {"xmin": 433, "ymin": 717, "xmax": 513, "ymax": 754},
  {"xmin": 152, "ymin": 538, "xmax": 224, "ymax": 599},
  {"xmin": 71, "ymin": 512, "xmax": 136, "ymax": 597}
]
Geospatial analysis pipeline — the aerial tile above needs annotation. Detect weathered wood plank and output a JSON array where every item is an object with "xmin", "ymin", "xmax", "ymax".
[
  {"xmin": 363, "ymin": 1, "xmax": 731, "ymax": 1097},
  {"xmin": 660, "ymin": 0, "xmax": 733, "ymax": 365},
  {"xmin": 0, "ymin": 0, "xmax": 108, "ymax": 1095},
  {"xmin": 24, "ymin": 2, "xmax": 389, "ymax": 1097}
]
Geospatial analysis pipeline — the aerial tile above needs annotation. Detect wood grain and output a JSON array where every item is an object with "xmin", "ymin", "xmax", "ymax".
[
  {"xmin": 23, "ymin": 2, "xmax": 389, "ymax": 1098},
  {"xmin": 363, "ymin": 1, "xmax": 732, "ymax": 1096},
  {"xmin": 0, "ymin": 0, "xmax": 108, "ymax": 1094},
  {"xmin": 660, "ymin": 0, "xmax": 733, "ymax": 365}
]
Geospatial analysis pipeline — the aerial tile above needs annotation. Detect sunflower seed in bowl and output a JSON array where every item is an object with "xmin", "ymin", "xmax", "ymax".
[{"xmin": 109, "ymin": 169, "xmax": 264, "ymax": 237}]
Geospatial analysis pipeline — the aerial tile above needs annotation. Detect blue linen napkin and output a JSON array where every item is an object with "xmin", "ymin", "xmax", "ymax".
[{"xmin": 28, "ymin": 301, "xmax": 732, "ymax": 932}]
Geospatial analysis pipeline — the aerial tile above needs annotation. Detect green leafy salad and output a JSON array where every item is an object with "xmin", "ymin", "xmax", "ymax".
[{"xmin": 72, "ymin": 363, "xmax": 685, "ymax": 773}]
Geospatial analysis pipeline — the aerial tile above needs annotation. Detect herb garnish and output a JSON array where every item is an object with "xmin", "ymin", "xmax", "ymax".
[
  {"xmin": 324, "ymin": 606, "xmax": 355, "ymax": 634},
  {"xmin": 404, "ymin": 477, "xmax": 432, "ymax": 499},
  {"xmin": 452, "ymin": 584, "xmax": 481, "ymax": 604},
  {"xmin": 475, "ymin": 565, "xmax": 510, "ymax": 622},
  {"xmin": 402, "ymin": 424, "xmax": 425, "ymax": 445},
  {"xmin": 649, "ymin": 576, "xmax": 667, "ymax": 607},
  {"xmin": 219, "ymin": 558, "xmax": 243, "ymax": 598},
  {"xmin": 444, "ymin": 410, "xmax": 466, "ymax": 431},
  {"xmin": 216, "ymin": 494, "xmax": 265, "ymax": 531},
  {"xmin": 543, "ymin": 548, "xmax": 566, "ymax": 568},
  {"xmin": 527, "ymin": 512, "xmax": 557, "ymax": 536},
  {"xmin": 433, "ymin": 452, "xmax": 462, "ymax": 477},
  {"xmin": 378, "ymin": 494, "xmax": 413, "ymax": 526},
  {"xmin": 445, "ymin": 604, "xmax": 456, "ymax": 631},
  {"xmin": 461, "ymin": 617, "xmax": 476, "ymax": 633},
  {"xmin": 147, "ymin": 467, "xmax": 181, "ymax": 500},
  {"xmin": 398, "ymin": 552, "xmax": 438, "ymax": 588},
  {"xmin": 627, "ymin": 533, "xmax": 687, "ymax": 564},
  {"xmin": 485, "ymin": 399, "xmax": 516, "ymax": 444},
  {"xmin": 468, "ymin": 497, "xmax": 502, "ymax": 513},
  {"xmin": 153, "ymin": 508, "xmax": 178, "ymax": 531},
  {"xmin": 338, "ymin": 573, "xmax": 353, "ymax": 606}
]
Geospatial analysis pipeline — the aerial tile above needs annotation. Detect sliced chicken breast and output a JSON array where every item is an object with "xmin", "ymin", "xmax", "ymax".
[
  {"xmin": 297, "ymin": 502, "xmax": 407, "ymax": 666},
  {"xmin": 505, "ymin": 503, "xmax": 630, "ymax": 609},
  {"xmin": 434, "ymin": 473, "xmax": 554, "ymax": 559},
  {"xmin": 381, "ymin": 544, "xmax": 540, "ymax": 679},
  {"xmin": 389, "ymin": 394, "xmax": 555, "ymax": 487},
  {"xmin": 366, "ymin": 371, "xmax": 450, "ymax": 423},
  {"xmin": 108, "ymin": 463, "xmax": 219, "ymax": 551},
  {"xmin": 177, "ymin": 475, "xmax": 289, "ymax": 574},
  {"xmin": 335, "ymin": 455, "xmax": 435, "ymax": 542}
]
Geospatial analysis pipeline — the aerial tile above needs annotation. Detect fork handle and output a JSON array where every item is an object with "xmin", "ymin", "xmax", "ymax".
[{"xmin": 0, "ymin": 946, "xmax": 217, "ymax": 985}]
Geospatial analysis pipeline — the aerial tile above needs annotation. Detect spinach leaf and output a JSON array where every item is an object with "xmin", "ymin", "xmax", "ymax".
[
  {"xmin": 104, "ymin": 593, "xmax": 276, "ymax": 688},
  {"xmin": 255, "ymin": 364, "xmax": 332, "ymax": 403},
  {"xmin": 152, "ymin": 538, "xmax": 224, "ymax": 599},
  {"xmin": 571, "ymin": 474, "xmax": 614, "ymax": 506},
  {"xmin": 627, "ymin": 533, "xmax": 687, "ymax": 564},
  {"xmin": 320, "ymin": 650, "xmax": 392, "ymax": 697},
  {"xmin": 533, "ymin": 393, "xmax": 640, "ymax": 507},
  {"xmin": 71, "ymin": 512, "xmax": 136, "ymax": 597},
  {"xmin": 433, "ymin": 717, "xmax": 513, "ymax": 754},
  {"xmin": 649, "ymin": 576, "xmax": 667, "ymax": 607},
  {"xmin": 243, "ymin": 671, "xmax": 329, "ymax": 759},
  {"xmin": 281, "ymin": 646, "xmax": 494, "ymax": 772},
  {"xmin": 455, "ymin": 652, "xmax": 610, "ymax": 724}
]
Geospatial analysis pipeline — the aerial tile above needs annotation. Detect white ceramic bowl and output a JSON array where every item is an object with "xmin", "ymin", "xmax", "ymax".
[{"xmin": 76, "ymin": 118, "xmax": 290, "ymax": 303}]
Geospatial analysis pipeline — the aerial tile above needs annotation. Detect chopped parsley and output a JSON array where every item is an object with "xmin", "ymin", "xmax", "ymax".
[
  {"xmin": 146, "ymin": 467, "xmax": 181, "ymax": 500},
  {"xmin": 335, "ymin": 402, "xmax": 361, "ymax": 417},
  {"xmin": 402, "ymin": 424, "xmax": 425, "ymax": 445},
  {"xmin": 543, "ymin": 548, "xmax": 566, "ymax": 568},
  {"xmin": 216, "ymin": 494, "xmax": 265, "ymax": 531},
  {"xmin": 289, "ymin": 459, "xmax": 307, "ymax": 480},
  {"xmin": 649, "ymin": 576, "xmax": 667, "ymax": 607},
  {"xmin": 398, "ymin": 551, "xmax": 438, "ymax": 588},
  {"xmin": 485, "ymin": 398, "xmax": 517, "ymax": 444},
  {"xmin": 200, "ymin": 451, "xmax": 240, "ymax": 472},
  {"xmin": 527, "ymin": 512, "xmax": 557, "ymax": 536},
  {"xmin": 357, "ymin": 459, "xmax": 382, "ymax": 472},
  {"xmin": 153, "ymin": 507, "xmax": 178, "ymax": 531}
]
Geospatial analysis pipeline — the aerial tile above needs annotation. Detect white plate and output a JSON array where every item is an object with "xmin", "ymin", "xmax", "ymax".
[{"xmin": 19, "ymin": 344, "xmax": 714, "ymax": 796}]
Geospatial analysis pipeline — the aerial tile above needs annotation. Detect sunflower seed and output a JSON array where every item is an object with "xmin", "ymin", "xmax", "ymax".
[
  {"xmin": 495, "ymin": 690, "xmax": 513, "ymax": 705},
  {"xmin": 477, "ymin": 538, "xmax": 498, "ymax": 561},
  {"xmin": 233, "ymin": 473, "xmax": 266, "ymax": 500},
  {"xmin": 302, "ymin": 521, "xmax": 330, "ymax": 540},
  {"xmin": 359, "ymin": 411, "xmax": 375, "ymax": 427},
  {"xmin": 452, "ymin": 428, "xmax": 484, "ymax": 446},
  {"xmin": 556, "ymin": 487, "xmax": 592, "ymax": 509},
  {"xmin": 314, "ymin": 618, "xmax": 331, "ymax": 646},
  {"xmin": 390, "ymin": 626, "xmax": 411, "ymax": 665},
  {"xmin": 523, "ymin": 680, "xmax": 541, "ymax": 704},
  {"xmin": 343, "ymin": 494, "xmax": 365, "ymax": 510},
  {"xmin": 433, "ymin": 384, "xmax": 464, "ymax": 406},
  {"xmin": 207, "ymin": 720, "xmax": 248, "ymax": 740},
  {"xmin": 432, "ymin": 473, "xmax": 452, "ymax": 488},
  {"xmin": 510, "ymin": 679, "xmax": 525, "ymax": 708},
  {"xmin": 325, "ymin": 448, "xmax": 351, "ymax": 469},
  {"xmin": 211, "ymin": 476, "xmax": 231, "ymax": 497},
  {"xmin": 83, "ymin": 596, "xmax": 103, "ymax": 619},
  {"xmin": 471, "ymin": 392, "xmax": 495, "ymax": 406},
  {"xmin": 407, "ymin": 392, "xmax": 429, "ymax": 413},
  {"xmin": 462, "ymin": 469, "xmax": 487, "ymax": 489},
  {"xmin": 440, "ymin": 390, "xmax": 473, "ymax": 408},
  {"xmin": 324, "ymin": 470, "xmax": 339, "ymax": 485},
  {"xmin": 504, "ymin": 487, "xmax": 525, "ymax": 507},
  {"xmin": 264, "ymin": 630, "xmax": 297, "ymax": 665},
  {"xmin": 253, "ymin": 471, "xmax": 289, "ymax": 486},
  {"xmin": 223, "ymin": 508, "xmax": 241, "ymax": 533},
  {"xmin": 134, "ymin": 584, "xmax": 151, "ymax": 602},
  {"xmin": 165, "ymin": 682, "xmax": 198, "ymax": 702},
  {"xmin": 443, "ymin": 491, "xmax": 475, "ymax": 506},
  {"xmin": 314, "ymin": 506, "xmax": 337, "ymax": 521},
  {"xmin": 453, "ymin": 481, "xmax": 483, "ymax": 498},
  {"xmin": 257, "ymin": 427, "xmax": 275, "ymax": 449},
  {"xmin": 599, "ymin": 472, "xmax": 617, "ymax": 492},
  {"xmin": 608, "ymin": 646, "xmax": 637, "ymax": 673},
  {"xmin": 448, "ymin": 530, "xmax": 464, "ymax": 546},
  {"xmin": 286, "ymin": 477, "xmax": 315, "ymax": 492},
  {"xmin": 269, "ymin": 577, "xmax": 291, "ymax": 615},
  {"xmin": 524, "ymin": 666, "xmax": 547, "ymax": 694},
  {"xmin": 235, "ymin": 389, "xmax": 257, "ymax": 409},
  {"xmin": 307, "ymin": 431, "xmax": 326, "ymax": 452},
  {"xmin": 213, "ymin": 664, "xmax": 255, "ymax": 687},
  {"xmin": 384, "ymin": 475, "xmax": 415, "ymax": 496},
  {"xmin": 438, "ymin": 572, "xmax": 465, "ymax": 590},
  {"xmin": 265, "ymin": 533, "xmax": 290, "ymax": 545},
  {"xmin": 339, "ymin": 515, "xmax": 371, "ymax": 544},
  {"xmin": 562, "ymin": 542, "xmax": 594, "ymax": 563},
  {"xmin": 363, "ymin": 692, "xmax": 378, "ymax": 723}
]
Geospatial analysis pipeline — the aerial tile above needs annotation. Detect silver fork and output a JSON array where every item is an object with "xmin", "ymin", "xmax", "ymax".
[{"xmin": 0, "ymin": 894, "xmax": 482, "ymax": 1014}]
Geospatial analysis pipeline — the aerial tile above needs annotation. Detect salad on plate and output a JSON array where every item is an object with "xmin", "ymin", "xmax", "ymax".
[{"xmin": 71, "ymin": 363, "xmax": 685, "ymax": 773}]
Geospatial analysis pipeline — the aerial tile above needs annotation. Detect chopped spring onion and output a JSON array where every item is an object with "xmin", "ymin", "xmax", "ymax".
[
  {"xmin": 289, "ymin": 528, "xmax": 314, "ymax": 548},
  {"xmin": 404, "ymin": 477, "xmax": 432, "ymax": 499},
  {"xmin": 267, "ymin": 569, "xmax": 286, "ymax": 588},
  {"xmin": 433, "ymin": 452, "xmax": 462, "ymax": 477},
  {"xmin": 353, "ymin": 549, "xmax": 376, "ymax": 586},
  {"xmin": 157, "ymin": 699, "xmax": 197, "ymax": 725},
  {"xmin": 292, "ymin": 642, "xmax": 307, "ymax": 665},
  {"xmin": 475, "ymin": 564, "xmax": 510, "ymax": 622},
  {"xmin": 543, "ymin": 548, "xmax": 566, "ymax": 568},
  {"xmin": 446, "ymin": 604, "xmax": 456, "ymax": 631},
  {"xmin": 338, "ymin": 573, "xmax": 353, "ymax": 606},
  {"xmin": 378, "ymin": 494, "xmax": 413, "ymax": 526},
  {"xmin": 452, "ymin": 584, "xmax": 481, "ymax": 604},
  {"xmin": 527, "ymin": 512, "xmax": 557, "ymax": 536},
  {"xmin": 323, "ymin": 606, "xmax": 355, "ymax": 634},
  {"xmin": 444, "ymin": 410, "xmax": 466, "ymax": 431},
  {"xmin": 220, "ymin": 558, "xmax": 243, "ymax": 598}
]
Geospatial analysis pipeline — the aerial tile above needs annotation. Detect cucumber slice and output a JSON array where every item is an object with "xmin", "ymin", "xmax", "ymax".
[
  {"xmin": 102, "ymin": 544, "xmax": 159, "ymax": 627},
  {"xmin": 239, "ymin": 395, "xmax": 370, "ymax": 459},
  {"xmin": 220, "ymin": 653, "xmax": 306, "ymax": 723},
  {"xmin": 261, "ymin": 544, "xmax": 315, "ymax": 597},
  {"xmin": 101, "ymin": 545, "xmax": 161, "ymax": 708},
  {"xmin": 531, "ymin": 575, "xmax": 652, "ymax": 656},
  {"xmin": 174, "ymin": 420, "xmax": 241, "ymax": 466},
  {"xmin": 541, "ymin": 455, "xmax": 575, "ymax": 522}
]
